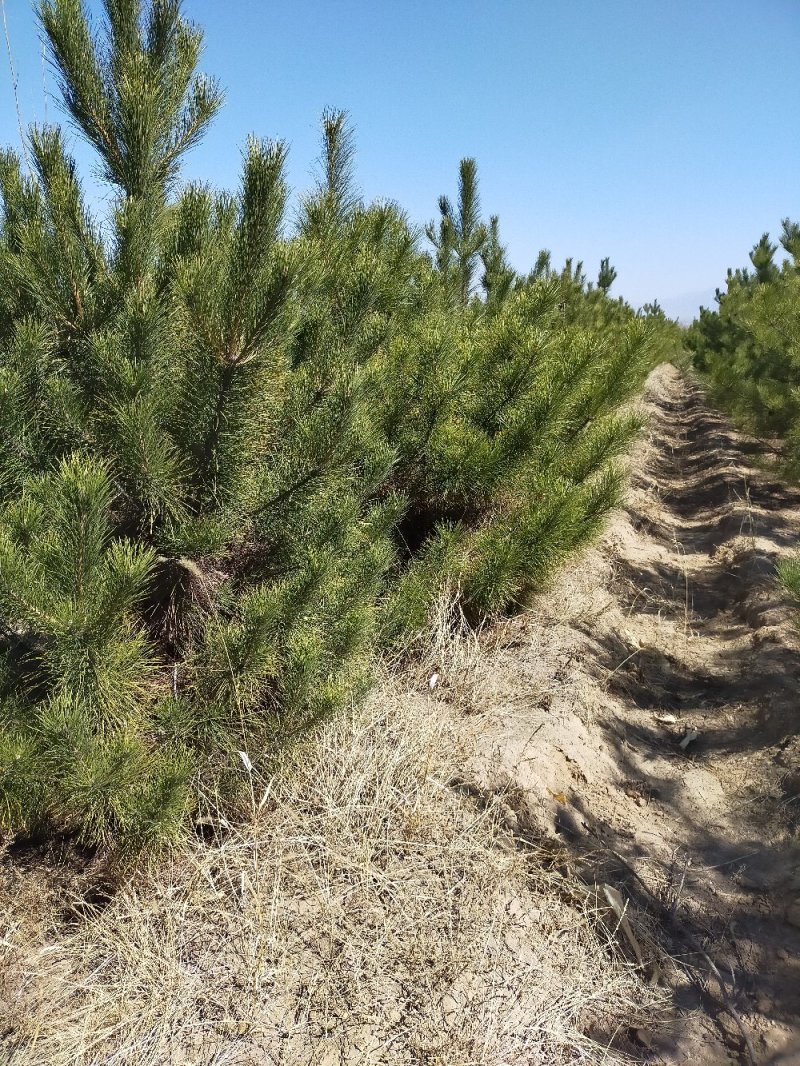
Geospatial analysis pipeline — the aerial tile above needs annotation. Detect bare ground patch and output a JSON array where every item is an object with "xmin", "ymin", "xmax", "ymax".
[{"xmin": 462, "ymin": 365, "xmax": 800, "ymax": 1065}]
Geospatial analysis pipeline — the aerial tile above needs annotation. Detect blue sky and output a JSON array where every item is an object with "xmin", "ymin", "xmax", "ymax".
[{"xmin": 1, "ymin": 0, "xmax": 798, "ymax": 320}]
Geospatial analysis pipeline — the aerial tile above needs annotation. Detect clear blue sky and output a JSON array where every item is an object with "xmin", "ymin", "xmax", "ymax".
[{"xmin": 1, "ymin": 0, "xmax": 798, "ymax": 320}]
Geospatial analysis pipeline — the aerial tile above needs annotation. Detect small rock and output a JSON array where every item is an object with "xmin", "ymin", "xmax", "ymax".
[
  {"xmin": 348, "ymin": 1025, "xmax": 383, "ymax": 1056},
  {"xmin": 317, "ymin": 1046, "xmax": 341, "ymax": 1066},
  {"xmin": 679, "ymin": 728, "xmax": 700, "ymax": 751},
  {"xmin": 504, "ymin": 930, "xmax": 522, "ymax": 953},
  {"xmin": 739, "ymin": 868, "xmax": 771, "ymax": 891},
  {"xmin": 441, "ymin": 992, "xmax": 461, "ymax": 1024},
  {"xmin": 635, "ymin": 795, "xmax": 646, "ymax": 807},
  {"xmin": 635, "ymin": 1028, "xmax": 654, "ymax": 1049},
  {"xmin": 777, "ymin": 947, "xmax": 790, "ymax": 961}
]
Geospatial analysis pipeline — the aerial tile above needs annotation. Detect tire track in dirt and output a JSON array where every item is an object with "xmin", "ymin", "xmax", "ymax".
[{"xmin": 460, "ymin": 364, "xmax": 800, "ymax": 1065}]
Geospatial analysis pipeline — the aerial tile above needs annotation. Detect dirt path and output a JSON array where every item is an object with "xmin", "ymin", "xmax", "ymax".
[{"xmin": 461, "ymin": 364, "xmax": 800, "ymax": 1064}]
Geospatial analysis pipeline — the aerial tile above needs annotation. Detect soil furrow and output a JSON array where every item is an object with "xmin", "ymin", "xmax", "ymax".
[{"xmin": 464, "ymin": 364, "xmax": 800, "ymax": 1064}]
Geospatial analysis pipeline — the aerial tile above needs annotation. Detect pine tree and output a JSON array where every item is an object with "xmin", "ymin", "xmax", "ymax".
[
  {"xmin": 480, "ymin": 215, "xmax": 516, "ymax": 311},
  {"xmin": 778, "ymin": 556, "xmax": 800, "ymax": 607},
  {"xmin": 688, "ymin": 217, "xmax": 800, "ymax": 622},
  {"xmin": 597, "ymin": 257, "xmax": 618, "ymax": 295},
  {"xmin": 688, "ymin": 222, "xmax": 800, "ymax": 453},
  {"xmin": 531, "ymin": 249, "xmax": 553, "ymax": 280},
  {"xmin": 780, "ymin": 218, "xmax": 800, "ymax": 264},
  {"xmin": 0, "ymin": 0, "xmax": 657, "ymax": 855},
  {"xmin": 749, "ymin": 233, "xmax": 779, "ymax": 284},
  {"xmin": 377, "ymin": 273, "xmax": 654, "ymax": 642},
  {"xmin": 426, "ymin": 158, "xmax": 488, "ymax": 305},
  {"xmin": 0, "ymin": 0, "xmax": 393, "ymax": 852}
]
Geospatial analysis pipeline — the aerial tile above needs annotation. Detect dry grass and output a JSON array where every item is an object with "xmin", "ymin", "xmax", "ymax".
[{"xmin": 0, "ymin": 669, "xmax": 660, "ymax": 1066}]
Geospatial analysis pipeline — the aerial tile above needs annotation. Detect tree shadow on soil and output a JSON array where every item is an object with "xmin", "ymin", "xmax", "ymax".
[{"xmin": 552, "ymin": 373, "xmax": 800, "ymax": 1062}]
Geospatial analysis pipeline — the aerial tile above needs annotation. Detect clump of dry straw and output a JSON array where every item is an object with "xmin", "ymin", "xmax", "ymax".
[{"xmin": 2, "ymin": 661, "xmax": 660, "ymax": 1066}]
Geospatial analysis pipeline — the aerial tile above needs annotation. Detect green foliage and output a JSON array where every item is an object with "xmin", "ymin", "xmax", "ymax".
[
  {"xmin": 777, "ymin": 555, "xmax": 800, "ymax": 606},
  {"xmin": 778, "ymin": 549, "xmax": 800, "ymax": 626},
  {"xmin": 426, "ymin": 157, "xmax": 488, "ymax": 306},
  {"xmin": 778, "ymin": 562, "xmax": 800, "ymax": 639},
  {"xmin": 597, "ymin": 257, "xmax": 617, "ymax": 295},
  {"xmin": 0, "ymin": 456, "xmax": 192, "ymax": 849},
  {"xmin": 0, "ymin": 0, "xmax": 657, "ymax": 855},
  {"xmin": 0, "ymin": 0, "xmax": 392, "ymax": 854},
  {"xmin": 688, "ymin": 221, "xmax": 800, "ymax": 611},
  {"xmin": 687, "ymin": 219, "xmax": 800, "ymax": 467},
  {"xmin": 481, "ymin": 215, "xmax": 516, "ymax": 311},
  {"xmin": 378, "ymin": 223, "xmax": 655, "ymax": 641}
]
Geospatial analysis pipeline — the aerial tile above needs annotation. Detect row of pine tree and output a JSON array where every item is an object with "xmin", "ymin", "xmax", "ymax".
[
  {"xmin": 0, "ymin": 0, "xmax": 663, "ymax": 854},
  {"xmin": 688, "ymin": 223, "xmax": 800, "ymax": 605},
  {"xmin": 688, "ymin": 221, "xmax": 800, "ymax": 466}
]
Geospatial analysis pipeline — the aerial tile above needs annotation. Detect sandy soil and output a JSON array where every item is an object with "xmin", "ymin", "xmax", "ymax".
[
  {"xmin": 461, "ymin": 363, "xmax": 800, "ymax": 1064},
  {"xmin": 2, "ymin": 364, "xmax": 799, "ymax": 1066}
]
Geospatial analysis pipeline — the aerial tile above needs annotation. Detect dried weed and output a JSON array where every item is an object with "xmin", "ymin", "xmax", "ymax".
[{"xmin": 1, "ymin": 681, "xmax": 659, "ymax": 1065}]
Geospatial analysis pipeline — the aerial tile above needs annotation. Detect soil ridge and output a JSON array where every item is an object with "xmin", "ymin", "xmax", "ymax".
[{"xmin": 463, "ymin": 364, "xmax": 800, "ymax": 1064}]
